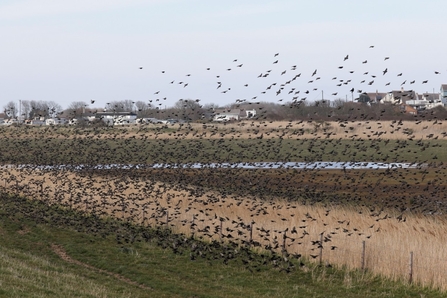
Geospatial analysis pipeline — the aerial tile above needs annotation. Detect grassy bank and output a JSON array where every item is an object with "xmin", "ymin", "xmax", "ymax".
[{"xmin": 0, "ymin": 192, "xmax": 444, "ymax": 297}]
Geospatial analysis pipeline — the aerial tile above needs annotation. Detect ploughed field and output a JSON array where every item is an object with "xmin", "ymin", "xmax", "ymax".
[
  {"xmin": 2, "ymin": 121, "xmax": 447, "ymax": 215},
  {"xmin": 124, "ymin": 167, "xmax": 447, "ymax": 215},
  {"xmin": 0, "ymin": 121, "xmax": 446, "ymax": 164}
]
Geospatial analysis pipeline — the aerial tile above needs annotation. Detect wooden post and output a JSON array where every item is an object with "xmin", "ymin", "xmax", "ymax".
[
  {"xmin": 166, "ymin": 210, "xmax": 169, "ymax": 226},
  {"xmin": 319, "ymin": 232, "xmax": 324, "ymax": 265},
  {"xmin": 191, "ymin": 215, "xmax": 195, "ymax": 237},
  {"xmin": 282, "ymin": 231, "xmax": 287, "ymax": 254},
  {"xmin": 249, "ymin": 223, "xmax": 253, "ymax": 245},
  {"xmin": 361, "ymin": 241, "xmax": 366, "ymax": 270},
  {"xmin": 409, "ymin": 251, "xmax": 414, "ymax": 284},
  {"xmin": 219, "ymin": 220, "xmax": 223, "ymax": 241},
  {"xmin": 122, "ymin": 199, "xmax": 125, "ymax": 220}
]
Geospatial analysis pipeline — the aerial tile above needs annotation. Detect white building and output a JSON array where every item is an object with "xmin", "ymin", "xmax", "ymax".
[
  {"xmin": 95, "ymin": 112, "xmax": 137, "ymax": 125},
  {"xmin": 46, "ymin": 118, "xmax": 68, "ymax": 125},
  {"xmin": 406, "ymin": 93, "xmax": 443, "ymax": 111},
  {"xmin": 212, "ymin": 109, "xmax": 256, "ymax": 122}
]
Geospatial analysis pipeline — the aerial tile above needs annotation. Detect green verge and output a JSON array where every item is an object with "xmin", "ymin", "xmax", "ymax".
[
  {"xmin": 0, "ymin": 192, "xmax": 444, "ymax": 297},
  {"xmin": 0, "ymin": 137, "xmax": 445, "ymax": 164}
]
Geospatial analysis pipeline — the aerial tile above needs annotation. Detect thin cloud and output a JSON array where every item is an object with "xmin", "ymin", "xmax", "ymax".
[
  {"xmin": 0, "ymin": 0, "xmax": 168, "ymax": 20},
  {"xmin": 213, "ymin": 2, "xmax": 292, "ymax": 18}
]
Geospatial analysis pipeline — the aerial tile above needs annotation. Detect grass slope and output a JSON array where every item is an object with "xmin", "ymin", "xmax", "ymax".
[{"xmin": 0, "ymin": 192, "xmax": 444, "ymax": 297}]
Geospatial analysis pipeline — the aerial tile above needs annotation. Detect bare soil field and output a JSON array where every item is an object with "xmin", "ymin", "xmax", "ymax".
[{"xmin": 2, "ymin": 120, "xmax": 447, "ymax": 140}]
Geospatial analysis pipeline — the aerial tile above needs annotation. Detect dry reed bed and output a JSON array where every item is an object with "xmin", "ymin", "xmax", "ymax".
[
  {"xmin": 3, "ymin": 168, "xmax": 447, "ymax": 290},
  {"xmin": 2, "ymin": 120, "xmax": 447, "ymax": 140}
]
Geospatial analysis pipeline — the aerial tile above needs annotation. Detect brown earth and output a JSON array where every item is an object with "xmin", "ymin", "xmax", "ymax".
[{"xmin": 2, "ymin": 120, "xmax": 447, "ymax": 140}]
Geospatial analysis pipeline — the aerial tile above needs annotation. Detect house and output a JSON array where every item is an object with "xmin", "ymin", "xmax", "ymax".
[
  {"xmin": 366, "ymin": 91, "xmax": 387, "ymax": 103},
  {"xmin": 68, "ymin": 119, "xmax": 78, "ymax": 125},
  {"xmin": 45, "ymin": 118, "xmax": 68, "ymax": 125},
  {"xmin": 2, "ymin": 119, "xmax": 19, "ymax": 126},
  {"xmin": 212, "ymin": 108, "xmax": 256, "ymax": 122},
  {"xmin": 420, "ymin": 92, "xmax": 441, "ymax": 102},
  {"xmin": 401, "ymin": 104, "xmax": 418, "ymax": 115},
  {"xmin": 95, "ymin": 111, "xmax": 137, "ymax": 125},
  {"xmin": 440, "ymin": 84, "xmax": 447, "ymax": 106},
  {"xmin": 136, "ymin": 118, "xmax": 163, "ymax": 124},
  {"xmin": 403, "ymin": 93, "xmax": 442, "ymax": 111},
  {"xmin": 382, "ymin": 89, "xmax": 418, "ymax": 105},
  {"xmin": 25, "ymin": 119, "xmax": 45, "ymax": 126}
]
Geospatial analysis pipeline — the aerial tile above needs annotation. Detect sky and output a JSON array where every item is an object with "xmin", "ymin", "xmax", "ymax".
[{"xmin": 0, "ymin": 0, "xmax": 446, "ymax": 111}]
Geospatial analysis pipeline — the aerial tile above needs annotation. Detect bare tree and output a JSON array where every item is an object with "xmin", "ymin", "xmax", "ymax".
[
  {"xmin": 21, "ymin": 100, "xmax": 32, "ymax": 119},
  {"xmin": 3, "ymin": 101, "xmax": 17, "ymax": 118},
  {"xmin": 66, "ymin": 101, "xmax": 88, "ymax": 118},
  {"xmin": 174, "ymin": 99, "xmax": 204, "ymax": 121},
  {"xmin": 202, "ymin": 103, "xmax": 220, "ymax": 110},
  {"xmin": 134, "ymin": 101, "xmax": 153, "ymax": 117},
  {"xmin": 332, "ymin": 98, "xmax": 346, "ymax": 109},
  {"xmin": 28, "ymin": 100, "xmax": 63, "ymax": 119},
  {"xmin": 105, "ymin": 100, "xmax": 135, "ymax": 112}
]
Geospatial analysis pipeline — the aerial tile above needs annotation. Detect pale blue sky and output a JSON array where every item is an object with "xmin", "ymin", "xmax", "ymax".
[{"xmin": 0, "ymin": 0, "xmax": 446, "ymax": 110}]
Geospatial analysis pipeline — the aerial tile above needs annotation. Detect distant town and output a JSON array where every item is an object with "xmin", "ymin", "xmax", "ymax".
[{"xmin": 2, "ymin": 84, "xmax": 447, "ymax": 126}]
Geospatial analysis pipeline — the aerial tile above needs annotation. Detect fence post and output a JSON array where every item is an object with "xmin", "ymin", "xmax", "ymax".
[
  {"xmin": 361, "ymin": 241, "xmax": 366, "ymax": 270},
  {"xmin": 282, "ymin": 230, "xmax": 287, "ymax": 254},
  {"xmin": 166, "ymin": 210, "xmax": 169, "ymax": 226},
  {"xmin": 409, "ymin": 251, "xmax": 414, "ymax": 284},
  {"xmin": 319, "ymin": 232, "xmax": 323, "ymax": 265},
  {"xmin": 191, "ymin": 215, "xmax": 195, "ymax": 237},
  {"xmin": 220, "ymin": 219, "xmax": 223, "ymax": 241},
  {"xmin": 249, "ymin": 222, "xmax": 253, "ymax": 245}
]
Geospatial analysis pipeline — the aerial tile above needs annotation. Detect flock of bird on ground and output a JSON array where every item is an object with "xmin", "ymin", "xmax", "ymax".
[{"xmin": 0, "ymin": 118, "xmax": 446, "ymax": 275}]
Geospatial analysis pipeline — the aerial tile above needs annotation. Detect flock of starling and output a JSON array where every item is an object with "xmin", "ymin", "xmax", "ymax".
[
  {"xmin": 138, "ymin": 45, "xmax": 441, "ymax": 110},
  {"xmin": 1, "ymin": 119, "xmax": 446, "ymax": 284},
  {"xmin": 0, "ymin": 46, "xmax": 446, "ymax": 288}
]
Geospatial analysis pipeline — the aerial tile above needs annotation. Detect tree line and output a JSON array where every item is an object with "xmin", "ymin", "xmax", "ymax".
[{"xmin": 3, "ymin": 98, "xmax": 447, "ymax": 122}]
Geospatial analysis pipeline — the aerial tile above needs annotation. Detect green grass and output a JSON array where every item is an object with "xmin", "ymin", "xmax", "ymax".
[
  {"xmin": 0, "ymin": 136, "xmax": 445, "ymax": 164},
  {"xmin": 0, "ymin": 192, "xmax": 445, "ymax": 297}
]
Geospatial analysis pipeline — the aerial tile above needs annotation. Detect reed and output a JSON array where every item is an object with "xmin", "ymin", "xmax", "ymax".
[{"xmin": 4, "ymin": 168, "xmax": 447, "ymax": 290}]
